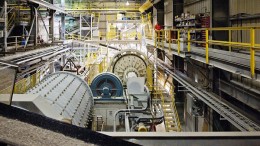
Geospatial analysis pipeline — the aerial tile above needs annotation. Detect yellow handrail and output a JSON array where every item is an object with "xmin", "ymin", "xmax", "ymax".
[
  {"xmin": 154, "ymin": 27, "xmax": 260, "ymax": 78},
  {"xmin": 0, "ymin": 72, "xmax": 41, "ymax": 94}
]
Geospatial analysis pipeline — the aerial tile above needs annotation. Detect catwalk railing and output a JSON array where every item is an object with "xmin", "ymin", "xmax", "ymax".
[{"xmin": 154, "ymin": 27, "xmax": 260, "ymax": 78}]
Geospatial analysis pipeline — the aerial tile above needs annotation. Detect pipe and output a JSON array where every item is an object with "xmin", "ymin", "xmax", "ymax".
[{"xmin": 113, "ymin": 86, "xmax": 151, "ymax": 132}]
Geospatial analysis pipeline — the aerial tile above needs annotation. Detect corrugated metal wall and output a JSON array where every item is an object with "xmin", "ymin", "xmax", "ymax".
[
  {"xmin": 163, "ymin": 0, "xmax": 260, "ymax": 44},
  {"xmin": 230, "ymin": 0, "xmax": 260, "ymax": 15},
  {"xmin": 164, "ymin": 0, "xmax": 173, "ymax": 26},
  {"xmin": 230, "ymin": 0, "xmax": 260, "ymax": 44},
  {"xmin": 184, "ymin": 0, "xmax": 211, "ymax": 14}
]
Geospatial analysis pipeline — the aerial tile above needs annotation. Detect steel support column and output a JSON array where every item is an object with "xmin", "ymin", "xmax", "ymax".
[
  {"xmin": 90, "ymin": 14, "xmax": 93, "ymax": 40},
  {"xmin": 3, "ymin": 0, "xmax": 7, "ymax": 54},
  {"xmin": 79, "ymin": 14, "xmax": 82, "ymax": 39},
  {"xmin": 250, "ymin": 28, "xmax": 255, "ymax": 78},
  {"xmin": 34, "ymin": 7, "xmax": 38, "ymax": 47}
]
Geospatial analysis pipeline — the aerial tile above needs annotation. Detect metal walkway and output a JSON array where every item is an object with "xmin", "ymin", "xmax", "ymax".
[{"xmin": 152, "ymin": 56, "xmax": 260, "ymax": 131}]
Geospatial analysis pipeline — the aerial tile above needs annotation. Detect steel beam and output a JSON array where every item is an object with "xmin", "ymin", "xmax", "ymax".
[
  {"xmin": 65, "ymin": 8, "xmax": 139, "ymax": 12},
  {"xmin": 34, "ymin": 7, "xmax": 38, "ymax": 47},
  {"xmin": 107, "ymin": 20, "xmax": 141, "ymax": 24},
  {"xmin": 27, "ymin": 0, "xmax": 66, "ymax": 14},
  {"xmin": 219, "ymin": 80, "xmax": 260, "ymax": 112},
  {"xmin": 71, "ymin": 40, "xmax": 141, "ymax": 44}
]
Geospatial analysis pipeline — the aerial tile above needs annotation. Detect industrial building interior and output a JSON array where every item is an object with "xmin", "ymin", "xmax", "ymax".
[{"xmin": 0, "ymin": 0, "xmax": 259, "ymax": 145}]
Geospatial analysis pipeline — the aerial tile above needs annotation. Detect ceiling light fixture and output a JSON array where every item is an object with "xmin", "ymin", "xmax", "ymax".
[{"xmin": 126, "ymin": 1, "xmax": 130, "ymax": 6}]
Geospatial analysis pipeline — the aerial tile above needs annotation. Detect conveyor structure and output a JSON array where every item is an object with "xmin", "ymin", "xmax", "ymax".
[{"xmin": 153, "ymin": 56, "xmax": 260, "ymax": 131}]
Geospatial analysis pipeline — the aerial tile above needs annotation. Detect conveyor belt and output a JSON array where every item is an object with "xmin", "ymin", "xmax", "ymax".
[{"xmin": 153, "ymin": 57, "xmax": 260, "ymax": 131}]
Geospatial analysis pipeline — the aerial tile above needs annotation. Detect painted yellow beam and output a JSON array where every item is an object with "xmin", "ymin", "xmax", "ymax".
[
  {"xmin": 139, "ymin": 0, "xmax": 153, "ymax": 13},
  {"xmin": 177, "ymin": 30, "xmax": 180, "ymax": 55},
  {"xmin": 187, "ymin": 30, "xmax": 191, "ymax": 52},
  {"xmin": 250, "ymin": 28, "xmax": 255, "ymax": 78},
  {"xmin": 65, "ymin": 8, "xmax": 139, "ymax": 11},
  {"xmin": 205, "ymin": 29, "xmax": 209, "ymax": 64}
]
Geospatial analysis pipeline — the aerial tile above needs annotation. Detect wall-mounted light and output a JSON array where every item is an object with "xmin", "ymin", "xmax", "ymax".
[{"xmin": 126, "ymin": 1, "xmax": 130, "ymax": 6}]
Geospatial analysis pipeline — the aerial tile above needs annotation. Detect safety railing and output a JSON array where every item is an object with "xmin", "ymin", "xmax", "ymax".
[
  {"xmin": 169, "ymin": 85, "xmax": 182, "ymax": 132},
  {"xmin": 0, "ymin": 60, "xmax": 18, "ymax": 105},
  {"xmin": 0, "ymin": 71, "xmax": 41, "ymax": 95},
  {"xmin": 84, "ymin": 47, "xmax": 109, "ymax": 84},
  {"xmin": 150, "ymin": 68, "xmax": 181, "ymax": 132},
  {"xmin": 65, "ymin": 34, "xmax": 90, "ymax": 41},
  {"xmin": 154, "ymin": 27, "xmax": 260, "ymax": 78},
  {"xmin": 0, "ymin": 35, "xmax": 36, "ymax": 50},
  {"xmin": 141, "ymin": 12, "xmax": 153, "ymax": 39}
]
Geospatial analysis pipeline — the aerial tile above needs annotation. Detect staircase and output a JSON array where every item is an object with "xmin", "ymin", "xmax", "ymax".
[
  {"xmin": 66, "ymin": 25, "xmax": 80, "ymax": 34},
  {"xmin": 155, "ymin": 71, "xmax": 181, "ymax": 132},
  {"xmin": 161, "ymin": 94, "xmax": 181, "ymax": 132}
]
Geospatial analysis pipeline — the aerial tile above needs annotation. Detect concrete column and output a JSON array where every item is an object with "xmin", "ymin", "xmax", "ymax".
[{"xmin": 61, "ymin": 0, "xmax": 65, "ymax": 40}]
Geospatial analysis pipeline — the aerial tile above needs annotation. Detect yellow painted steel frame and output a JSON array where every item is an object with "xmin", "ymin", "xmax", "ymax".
[
  {"xmin": 250, "ymin": 28, "xmax": 255, "ymax": 77},
  {"xmin": 139, "ymin": 0, "xmax": 153, "ymax": 13},
  {"xmin": 229, "ymin": 30, "xmax": 232, "ymax": 51},
  {"xmin": 187, "ymin": 30, "xmax": 191, "ymax": 52},
  {"xmin": 177, "ymin": 30, "xmax": 180, "ymax": 55},
  {"xmin": 0, "ymin": 72, "xmax": 41, "ymax": 94},
  {"xmin": 205, "ymin": 29, "xmax": 209, "ymax": 64}
]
